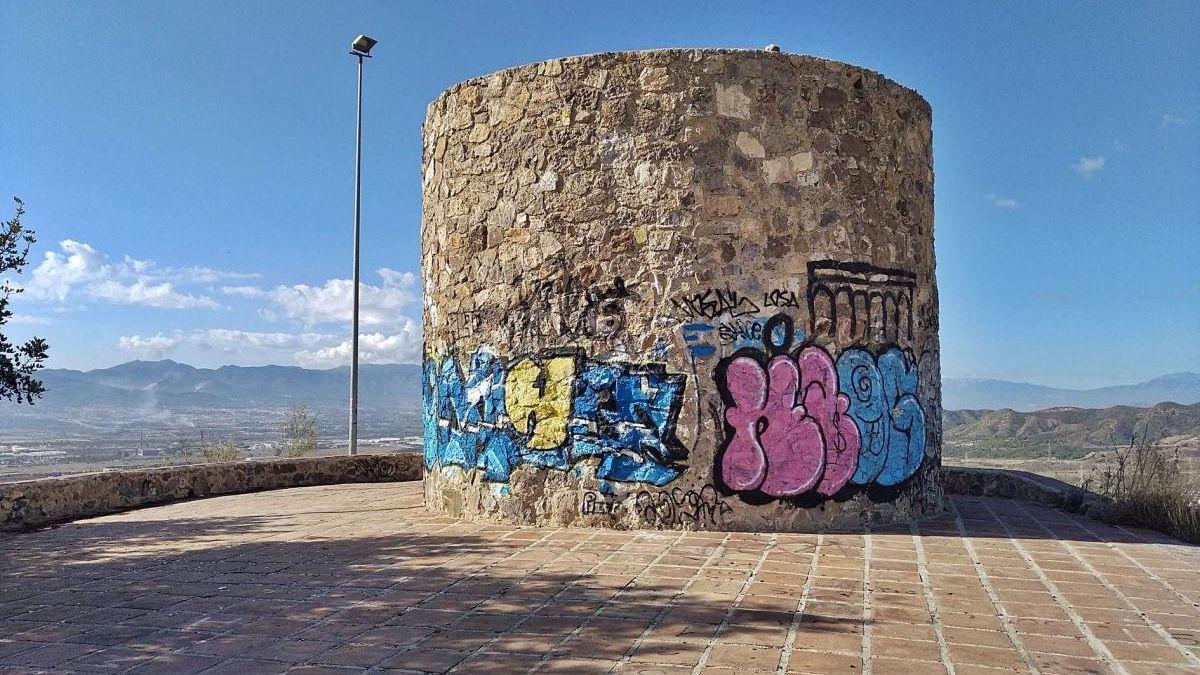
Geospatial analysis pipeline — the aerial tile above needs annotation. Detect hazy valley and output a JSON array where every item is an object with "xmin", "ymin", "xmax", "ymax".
[{"xmin": 1, "ymin": 360, "xmax": 1197, "ymax": 483}]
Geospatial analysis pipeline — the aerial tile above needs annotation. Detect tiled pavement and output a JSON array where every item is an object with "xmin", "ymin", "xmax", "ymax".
[{"xmin": 1, "ymin": 483, "xmax": 1198, "ymax": 674}]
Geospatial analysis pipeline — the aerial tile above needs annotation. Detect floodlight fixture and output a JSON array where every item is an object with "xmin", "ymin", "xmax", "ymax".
[{"xmin": 351, "ymin": 34, "xmax": 376, "ymax": 57}]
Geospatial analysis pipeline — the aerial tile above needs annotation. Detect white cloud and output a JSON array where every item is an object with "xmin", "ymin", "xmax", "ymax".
[
  {"xmin": 1071, "ymin": 155, "xmax": 1106, "ymax": 178},
  {"xmin": 220, "ymin": 285, "xmax": 266, "ymax": 298},
  {"xmin": 117, "ymin": 323, "xmax": 422, "ymax": 368},
  {"xmin": 118, "ymin": 333, "xmax": 182, "ymax": 359},
  {"xmin": 118, "ymin": 257, "xmax": 258, "ymax": 285},
  {"xmin": 25, "ymin": 239, "xmax": 104, "ymax": 301},
  {"xmin": 1161, "ymin": 114, "xmax": 1189, "ymax": 128},
  {"xmin": 227, "ymin": 269, "xmax": 418, "ymax": 328},
  {"xmin": 193, "ymin": 329, "xmax": 332, "ymax": 352},
  {"xmin": 90, "ymin": 279, "xmax": 219, "ymax": 309},
  {"xmin": 985, "ymin": 193, "xmax": 1019, "ymax": 209},
  {"xmin": 294, "ymin": 324, "xmax": 423, "ymax": 368},
  {"xmin": 24, "ymin": 239, "xmax": 249, "ymax": 309}
]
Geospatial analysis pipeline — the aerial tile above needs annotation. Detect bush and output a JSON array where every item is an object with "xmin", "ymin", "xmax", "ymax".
[
  {"xmin": 200, "ymin": 438, "xmax": 244, "ymax": 463},
  {"xmin": 280, "ymin": 405, "xmax": 318, "ymax": 458},
  {"xmin": 1084, "ymin": 438, "xmax": 1200, "ymax": 544}
]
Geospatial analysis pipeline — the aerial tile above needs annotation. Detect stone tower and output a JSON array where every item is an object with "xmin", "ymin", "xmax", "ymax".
[{"xmin": 421, "ymin": 49, "xmax": 941, "ymax": 531}]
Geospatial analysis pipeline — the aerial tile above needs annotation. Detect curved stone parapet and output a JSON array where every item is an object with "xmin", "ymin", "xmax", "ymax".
[
  {"xmin": 0, "ymin": 454, "xmax": 423, "ymax": 531},
  {"xmin": 421, "ymin": 49, "xmax": 941, "ymax": 530}
]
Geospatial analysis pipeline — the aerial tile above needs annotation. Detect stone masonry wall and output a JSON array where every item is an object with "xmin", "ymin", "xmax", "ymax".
[{"xmin": 421, "ymin": 49, "xmax": 940, "ymax": 531}]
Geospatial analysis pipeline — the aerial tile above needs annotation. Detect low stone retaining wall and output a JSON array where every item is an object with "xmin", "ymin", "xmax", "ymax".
[
  {"xmin": 942, "ymin": 465, "xmax": 1095, "ymax": 512},
  {"xmin": 0, "ymin": 454, "xmax": 422, "ymax": 532},
  {"xmin": 2, "ymin": 459, "xmax": 1101, "ymax": 533}
]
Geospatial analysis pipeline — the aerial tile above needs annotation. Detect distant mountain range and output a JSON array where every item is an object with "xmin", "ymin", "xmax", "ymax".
[
  {"xmin": 8, "ymin": 360, "xmax": 1198, "ymax": 413},
  {"xmin": 28, "ymin": 360, "xmax": 422, "ymax": 410},
  {"xmin": 2, "ymin": 361, "xmax": 1198, "ymax": 464},
  {"xmin": 942, "ymin": 373, "xmax": 1200, "ymax": 412}
]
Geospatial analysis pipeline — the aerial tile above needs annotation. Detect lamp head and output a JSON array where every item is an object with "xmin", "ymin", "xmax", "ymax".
[{"xmin": 351, "ymin": 35, "xmax": 377, "ymax": 56}]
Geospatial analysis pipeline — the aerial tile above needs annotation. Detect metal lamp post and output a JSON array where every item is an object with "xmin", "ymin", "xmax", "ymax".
[{"xmin": 348, "ymin": 34, "xmax": 376, "ymax": 456}]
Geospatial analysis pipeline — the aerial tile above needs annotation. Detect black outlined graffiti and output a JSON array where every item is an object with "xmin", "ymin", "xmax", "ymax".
[
  {"xmin": 763, "ymin": 288, "xmax": 800, "ymax": 309},
  {"xmin": 580, "ymin": 277, "xmax": 633, "ymax": 337},
  {"xmin": 445, "ymin": 274, "xmax": 637, "ymax": 344},
  {"xmin": 580, "ymin": 491, "xmax": 622, "ymax": 515},
  {"xmin": 632, "ymin": 486, "xmax": 732, "ymax": 528},
  {"xmin": 670, "ymin": 288, "xmax": 760, "ymax": 320},
  {"xmin": 717, "ymin": 318, "xmax": 763, "ymax": 345},
  {"xmin": 806, "ymin": 260, "xmax": 915, "ymax": 344}
]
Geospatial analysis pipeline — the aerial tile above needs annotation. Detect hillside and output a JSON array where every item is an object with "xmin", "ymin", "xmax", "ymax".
[
  {"xmin": 943, "ymin": 372, "xmax": 1200, "ymax": 411},
  {"xmin": 943, "ymin": 402, "xmax": 1200, "ymax": 459},
  {"xmin": 29, "ymin": 360, "xmax": 423, "ymax": 410}
]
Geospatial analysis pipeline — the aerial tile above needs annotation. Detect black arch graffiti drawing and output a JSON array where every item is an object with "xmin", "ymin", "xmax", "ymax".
[{"xmin": 806, "ymin": 260, "xmax": 916, "ymax": 343}]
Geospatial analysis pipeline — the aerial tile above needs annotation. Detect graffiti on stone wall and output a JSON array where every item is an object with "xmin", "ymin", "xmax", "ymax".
[
  {"xmin": 674, "ymin": 287, "xmax": 805, "ymax": 358},
  {"xmin": 806, "ymin": 260, "xmax": 915, "ymax": 343},
  {"xmin": 714, "ymin": 314, "xmax": 927, "ymax": 502},
  {"xmin": 762, "ymin": 288, "xmax": 801, "ymax": 310},
  {"xmin": 836, "ymin": 347, "xmax": 927, "ymax": 486},
  {"xmin": 682, "ymin": 322, "xmax": 717, "ymax": 358},
  {"xmin": 579, "ymin": 487, "xmax": 731, "ymax": 527},
  {"xmin": 443, "ymin": 275, "xmax": 635, "ymax": 345},
  {"xmin": 670, "ymin": 288, "xmax": 760, "ymax": 320},
  {"xmin": 634, "ymin": 486, "xmax": 732, "ymax": 528},
  {"xmin": 580, "ymin": 490, "xmax": 622, "ymax": 515},
  {"xmin": 717, "ymin": 318, "xmax": 763, "ymax": 345},
  {"xmin": 424, "ymin": 347, "xmax": 687, "ymax": 486}
]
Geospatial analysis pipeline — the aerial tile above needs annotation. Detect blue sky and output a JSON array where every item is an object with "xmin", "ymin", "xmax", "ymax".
[{"xmin": 2, "ymin": 1, "xmax": 1197, "ymax": 388}]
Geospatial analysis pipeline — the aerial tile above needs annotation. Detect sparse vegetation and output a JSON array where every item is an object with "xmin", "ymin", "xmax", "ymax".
[
  {"xmin": 200, "ymin": 438, "xmax": 244, "ymax": 463},
  {"xmin": 175, "ymin": 432, "xmax": 197, "ymax": 463},
  {"xmin": 279, "ymin": 405, "xmax": 318, "ymax": 458},
  {"xmin": 0, "ymin": 197, "xmax": 49, "ymax": 404},
  {"xmin": 1084, "ymin": 437, "xmax": 1200, "ymax": 544}
]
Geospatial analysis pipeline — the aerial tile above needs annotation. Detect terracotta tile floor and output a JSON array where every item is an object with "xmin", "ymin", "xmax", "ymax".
[{"xmin": 1, "ymin": 482, "xmax": 1197, "ymax": 674}]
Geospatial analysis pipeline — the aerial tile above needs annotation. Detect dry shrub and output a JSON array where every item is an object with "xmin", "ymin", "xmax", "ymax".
[
  {"xmin": 200, "ymin": 438, "xmax": 244, "ymax": 464},
  {"xmin": 1085, "ymin": 438, "xmax": 1200, "ymax": 544},
  {"xmin": 279, "ymin": 405, "xmax": 318, "ymax": 458}
]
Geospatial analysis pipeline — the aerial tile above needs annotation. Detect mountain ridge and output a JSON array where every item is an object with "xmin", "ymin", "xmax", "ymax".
[
  {"xmin": 13, "ymin": 360, "xmax": 1199, "ymax": 412},
  {"xmin": 942, "ymin": 372, "xmax": 1199, "ymax": 411},
  {"xmin": 27, "ymin": 359, "xmax": 423, "ymax": 409}
]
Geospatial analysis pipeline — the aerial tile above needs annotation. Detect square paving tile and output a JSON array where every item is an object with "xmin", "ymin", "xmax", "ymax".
[{"xmin": 2, "ymin": 483, "xmax": 1197, "ymax": 674}]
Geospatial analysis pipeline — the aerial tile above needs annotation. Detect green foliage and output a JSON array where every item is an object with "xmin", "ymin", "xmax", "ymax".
[
  {"xmin": 0, "ymin": 197, "xmax": 49, "ymax": 404},
  {"xmin": 279, "ymin": 404, "xmax": 318, "ymax": 458},
  {"xmin": 201, "ymin": 438, "xmax": 244, "ymax": 463},
  {"xmin": 1085, "ymin": 438, "xmax": 1200, "ymax": 545}
]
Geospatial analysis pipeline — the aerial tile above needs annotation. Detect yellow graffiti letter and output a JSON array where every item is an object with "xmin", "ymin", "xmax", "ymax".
[{"xmin": 505, "ymin": 356, "xmax": 575, "ymax": 449}]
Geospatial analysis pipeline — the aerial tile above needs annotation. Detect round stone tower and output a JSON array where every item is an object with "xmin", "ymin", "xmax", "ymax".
[{"xmin": 421, "ymin": 49, "xmax": 941, "ymax": 531}]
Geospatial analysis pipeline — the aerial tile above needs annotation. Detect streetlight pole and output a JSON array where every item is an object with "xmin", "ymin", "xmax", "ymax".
[{"xmin": 348, "ymin": 35, "xmax": 376, "ymax": 456}]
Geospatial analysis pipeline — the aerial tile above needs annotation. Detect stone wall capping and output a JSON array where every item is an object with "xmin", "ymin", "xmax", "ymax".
[
  {"xmin": 942, "ymin": 465, "xmax": 1100, "ymax": 513},
  {"xmin": 425, "ymin": 49, "xmax": 929, "ymax": 115}
]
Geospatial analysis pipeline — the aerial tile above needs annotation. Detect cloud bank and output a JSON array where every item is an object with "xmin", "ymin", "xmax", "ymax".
[
  {"xmin": 23, "ymin": 239, "xmax": 256, "ymax": 309},
  {"xmin": 23, "ymin": 237, "xmax": 423, "ymax": 368}
]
